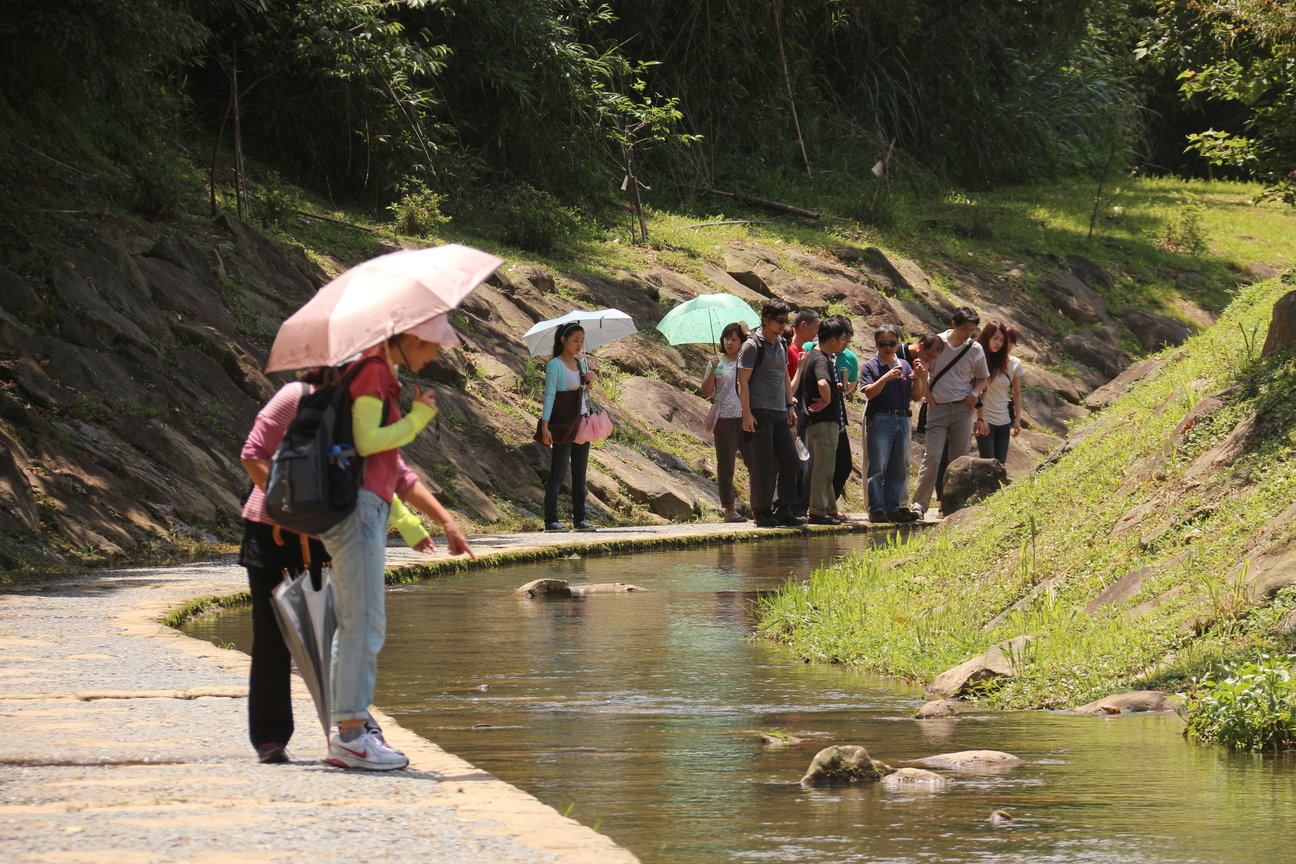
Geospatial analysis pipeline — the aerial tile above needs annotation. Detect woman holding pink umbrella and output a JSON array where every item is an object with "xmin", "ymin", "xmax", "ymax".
[
  {"xmin": 265, "ymin": 244, "xmax": 500, "ymax": 771},
  {"xmin": 320, "ymin": 314, "xmax": 474, "ymax": 770}
]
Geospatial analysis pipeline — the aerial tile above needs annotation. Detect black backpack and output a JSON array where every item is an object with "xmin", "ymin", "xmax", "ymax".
[{"xmin": 264, "ymin": 356, "xmax": 384, "ymax": 536}]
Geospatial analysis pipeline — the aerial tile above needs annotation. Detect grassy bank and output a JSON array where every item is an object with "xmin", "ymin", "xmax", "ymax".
[{"xmin": 754, "ymin": 273, "xmax": 1296, "ymax": 708}]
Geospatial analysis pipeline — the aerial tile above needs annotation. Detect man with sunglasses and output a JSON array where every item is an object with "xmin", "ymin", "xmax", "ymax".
[
  {"xmin": 738, "ymin": 299, "xmax": 804, "ymax": 527},
  {"xmin": 910, "ymin": 307, "xmax": 989, "ymax": 518},
  {"xmin": 859, "ymin": 325, "xmax": 926, "ymax": 522}
]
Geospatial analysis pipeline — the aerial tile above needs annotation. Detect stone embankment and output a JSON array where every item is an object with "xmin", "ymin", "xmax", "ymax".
[{"xmin": 0, "ymin": 518, "xmax": 887, "ymax": 862}]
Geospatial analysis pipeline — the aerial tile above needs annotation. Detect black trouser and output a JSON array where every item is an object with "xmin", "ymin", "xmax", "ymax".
[
  {"xmin": 239, "ymin": 520, "xmax": 325, "ymax": 752},
  {"xmin": 833, "ymin": 430, "xmax": 854, "ymax": 501},
  {"xmin": 749, "ymin": 408, "xmax": 799, "ymax": 519},
  {"xmin": 977, "ymin": 422, "xmax": 1012, "ymax": 464},
  {"xmin": 545, "ymin": 440, "xmax": 590, "ymax": 524}
]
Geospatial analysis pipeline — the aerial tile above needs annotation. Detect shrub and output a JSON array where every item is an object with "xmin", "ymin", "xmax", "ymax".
[
  {"xmin": 388, "ymin": 182, "xmax": 449, "ymax": 237},
  {"xmin": 253, "ymin": 173, "xmax": 298, "ymax": 227},
  {"xmin": 1160, "ymin": 198, "xmax": 1209, "ymax": 254},
  {"xmin": 1184, "ymin": 654, "xmax": 1296, "ymax": 751},
  {"xmin": 497, "ymin": 183, "xmax": 580, "ymax": 255}
]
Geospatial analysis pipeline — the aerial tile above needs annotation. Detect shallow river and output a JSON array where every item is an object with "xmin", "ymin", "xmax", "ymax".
[{"xmin": 185, "ymin": 535, "xmax": 1296, "ymax": 863}]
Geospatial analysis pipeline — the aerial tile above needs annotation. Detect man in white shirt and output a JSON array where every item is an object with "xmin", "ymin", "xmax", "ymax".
[{"xmin": 911, "ymin": 307, "xmax": 990, "ymax": 517}]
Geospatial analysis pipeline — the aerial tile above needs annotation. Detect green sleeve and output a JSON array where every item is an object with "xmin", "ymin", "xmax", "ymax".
[
  {"xmin": 388, "ymin": 496, "xmax": 430, "ymax": 547},
  {"xmin": 352, "ymin": 395, "xmax": 436, "ymax": 457}
]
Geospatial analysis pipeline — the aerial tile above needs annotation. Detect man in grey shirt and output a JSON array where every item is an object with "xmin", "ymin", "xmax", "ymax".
[
  {"xmin": 738, "ymin": 299, "xmax": 803, "ymax": 527},
  {"xmin": 911, "ymin": 306, "xmax": 989, "ymax": 517}
]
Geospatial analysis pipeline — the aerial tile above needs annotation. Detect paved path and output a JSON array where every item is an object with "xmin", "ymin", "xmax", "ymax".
[{"xmin": 0, "ymin": 517, "xmax": 901, "ymax": 863}]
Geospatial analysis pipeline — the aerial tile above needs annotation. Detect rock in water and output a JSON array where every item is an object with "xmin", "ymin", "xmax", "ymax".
[
  {"xmin": 881, "ymin": 767, "xmax": 949, "ymax": 788},
  {"xmin": 911, "ymin": 750, "xmax": 1025, "ymax": 772},
  {"xmin": 927, "ymin": 635, "xmax": 1035, "ymax": 698},
  {"xmin": 1073, "ymin": 690, "xmax": 1178, "ymax": 714},
  {"xmin": 799, "ymin": 745, "xmax": 893, "ymax": 786},
  {"xmin": 512, "ymin": 579, "xmax": 573, "ymax": 599},
  {"xmin": 569, "ymin": 582, "xmax": 647, "ymax": 595},
  {"xmin": 914, "ymin": 699, "xmax": 961, "ymax": 719}
]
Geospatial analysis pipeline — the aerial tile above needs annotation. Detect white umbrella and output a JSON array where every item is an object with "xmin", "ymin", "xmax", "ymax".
[{"xmin": 522, "ymin": 308, "xmax": 637, "ymax": 357}]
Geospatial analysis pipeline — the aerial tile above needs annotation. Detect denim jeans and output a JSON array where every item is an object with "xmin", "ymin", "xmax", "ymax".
[
  {"xmin": 866, "ymin": 414, "xmax": 911, "ymax": 514},
  {"xmin": 320, "ymin": 489, "xmax": 390, "ymax": 725}
]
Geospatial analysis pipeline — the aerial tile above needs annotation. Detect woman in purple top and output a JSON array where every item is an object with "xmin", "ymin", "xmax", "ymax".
[{"xmin": 859, "ymin": 325, "xmax": 926, "ymax": 523}]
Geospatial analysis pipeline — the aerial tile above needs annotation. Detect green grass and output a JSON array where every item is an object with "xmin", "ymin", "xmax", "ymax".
[{"xmin": 755, "ymin": 272, "xmax": 1296, "ymax": 709}]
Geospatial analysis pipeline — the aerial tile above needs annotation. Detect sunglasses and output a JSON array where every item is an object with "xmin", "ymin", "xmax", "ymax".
[
  {"xmin": 877, "ymin": 340, "xmax": 899, "ymax": 347},
  {"xmin": 769, "ymin": 317, "xmax": 789, "ymax": 325}
]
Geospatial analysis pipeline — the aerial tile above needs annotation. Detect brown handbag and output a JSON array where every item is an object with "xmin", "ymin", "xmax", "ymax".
[{"xmin": 535, "ymin": 390, "xmax": 582, "ymax": 446}]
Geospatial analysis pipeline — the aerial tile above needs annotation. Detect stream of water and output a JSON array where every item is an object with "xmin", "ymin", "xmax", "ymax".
[{"xmin": 185, "ymin": 535, "xmax": 1296, "ymax": 863}]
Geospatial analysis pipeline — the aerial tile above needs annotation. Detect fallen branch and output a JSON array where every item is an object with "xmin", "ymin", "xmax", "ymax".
[
  {"xmin": 678, "ymin": 184, "xmax": 820, "ymax": 219},
  {"xmin": 686, "ymin": 220, "xmax": 768, "ymax": 228},
  {"xmin": 293, "ymin": 209, "xmax": 378, "ymax": 233}
]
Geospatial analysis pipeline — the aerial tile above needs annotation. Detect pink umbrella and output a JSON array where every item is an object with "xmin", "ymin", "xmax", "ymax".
[{"xmin": 265, "ymin": 244, "xmax": 503, "ymax": 372}]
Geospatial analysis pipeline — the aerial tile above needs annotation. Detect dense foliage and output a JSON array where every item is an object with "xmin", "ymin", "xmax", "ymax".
[
  {"xmin": 2, "ymin": 0, "xmax": 1294, "ymax": 220},
  {"xmin": 1185, "ymin": 654, "xmax": 1296, "ymax": 751}
]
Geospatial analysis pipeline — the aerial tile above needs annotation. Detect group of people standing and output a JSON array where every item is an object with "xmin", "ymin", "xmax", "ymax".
[{"xmin": 699, "ymin": 301, "xmax": 1023, "ymax": 526}]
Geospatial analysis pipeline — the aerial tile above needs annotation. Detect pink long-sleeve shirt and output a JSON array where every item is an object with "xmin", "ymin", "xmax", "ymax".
[{"xmin": 240, "ymin": 382, "xmax": 418, "ymax": 525}]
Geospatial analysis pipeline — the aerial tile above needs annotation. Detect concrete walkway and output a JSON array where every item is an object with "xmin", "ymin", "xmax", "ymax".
[{"xmin": 0, "ymin": 517, "xmax": 899, "ymax": 863}]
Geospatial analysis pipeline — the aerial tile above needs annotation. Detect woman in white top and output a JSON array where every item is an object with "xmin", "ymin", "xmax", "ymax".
[
  {"xmin": 974, "ymin": 321, "xmax": 1023, "ymax": 464},
  {"xmin": 699, "ymin": 322, "xmax": 752, "ymax": 522}
]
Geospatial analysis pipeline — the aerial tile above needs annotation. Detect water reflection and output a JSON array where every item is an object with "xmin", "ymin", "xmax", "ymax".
[{"xmin": 187, "ymin": 535, "xmax": 1296, "ymax": 864}]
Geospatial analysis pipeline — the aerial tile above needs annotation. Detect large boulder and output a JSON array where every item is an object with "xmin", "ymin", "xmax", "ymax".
[
  {"xmin": 1120, "ymin": 308, "xmax": 1193, "ymax": 352},
  {"xmin": 940, "ymin": 456, "xmax": 1007, "ymax": 514},
  {"xmin": 1061, "ymin": 326, "xmax": 1130, "ymax": 380},
  {"xmin": 1066, "ymin": 254, "xmax": 1116, "ymax": 292},
  {"xmin": 910, "ymin": 750, "xmax": 1024, "ymax": 772},
  {"xmin": 592, "ymin": 446, "xmax": 705, "ymax": 520},
  {"xmin": 799, "ymin": 745, "xmax": 893, "ymax": 786},
  {"xmin": 618, "ymin": 377, "xmax": 711, "ymax": 437},
  {"xmin": 1262, "ymin": 289, "xmax": 1296, "ymax": 356},
  {"xmin": 1039, "ymin": 272, "xmax": 1110, "ymax": 324},
  {"xmin": 0, "ymin": 265, "xmax": 44, "ymax": 317},
  {"xmin": 49, "ymin": 260, "xmax": 154, "ymax": 353},
  {"xmin": 1083, "ymin": 358, "xmax": 1161, "ymax": 410},
  {"xmin": 927, "ymin": 635, "xmax": 1034, "ymax": 698}
]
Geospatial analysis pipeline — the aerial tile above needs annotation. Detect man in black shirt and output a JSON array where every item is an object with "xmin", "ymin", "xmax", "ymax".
[{"xmin": 802, "ymin": 316, "xmax": 852, "ymax": 525}]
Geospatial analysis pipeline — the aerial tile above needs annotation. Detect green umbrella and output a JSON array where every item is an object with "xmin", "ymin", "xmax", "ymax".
[{"xmin": 655, "ymin": 293, "xmax": 762, "ymax": 347}]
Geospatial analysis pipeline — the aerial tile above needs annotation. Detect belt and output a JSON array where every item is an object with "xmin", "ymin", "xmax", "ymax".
[
  {"xmin": 935, "ymin": 399, "xmax": 971, "ymax": 405},
  {"xmin": 867, "ymin": 409, "xmax": 912, "ymax": 417}
]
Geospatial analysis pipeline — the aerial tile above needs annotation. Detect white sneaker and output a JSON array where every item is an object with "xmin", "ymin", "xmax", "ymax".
[{"xmin": 325, "ymin": 729, "xmax": 409, "ymax": 771}]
